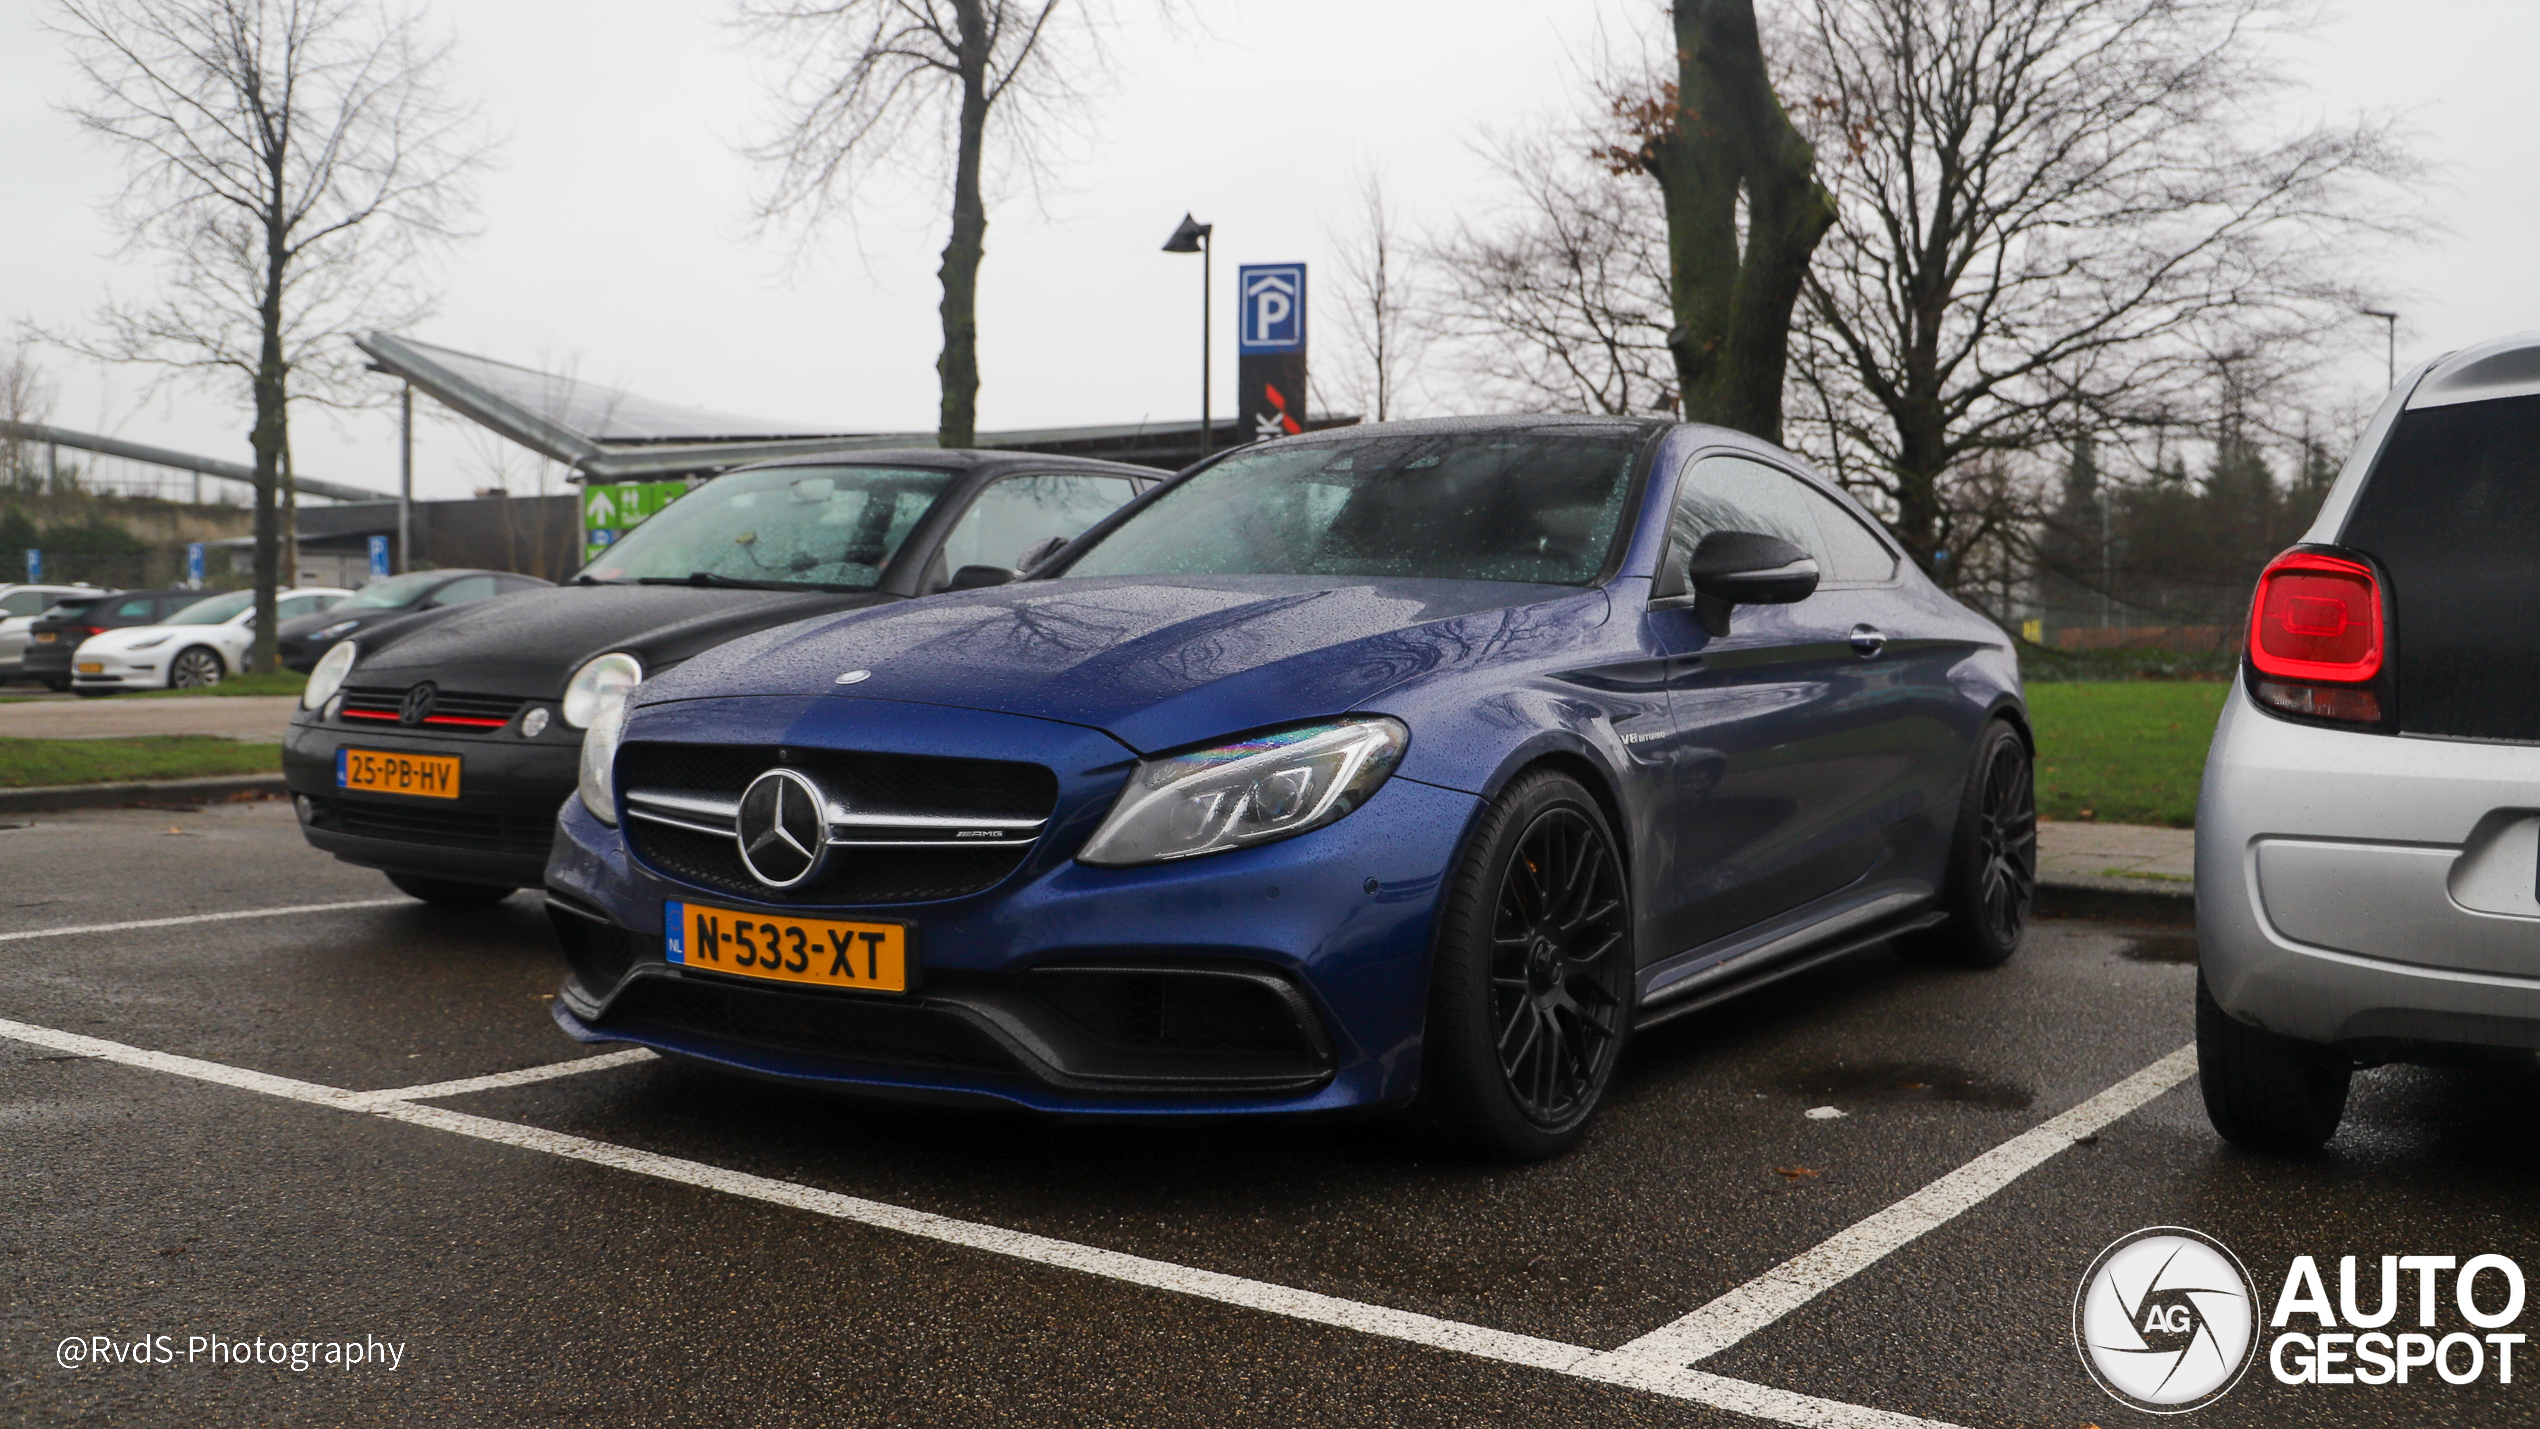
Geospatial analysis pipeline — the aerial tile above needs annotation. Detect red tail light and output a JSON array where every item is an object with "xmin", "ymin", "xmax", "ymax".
[
  {"xmin": 2248, "ymin": 551, "xmax": 2382, "ymax": 682},
  {"xmin": 80, "ymin": 625, "xmax": 107, "ymax": 637}
]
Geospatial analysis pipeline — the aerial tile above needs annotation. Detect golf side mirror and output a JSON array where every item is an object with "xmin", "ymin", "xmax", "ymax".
[
  {"xmin": 1680, "ymin": 530, "xmax": 1818, "ymax": 637},
  {"xmin": 946, "ymin": 564, "xmax": 1014, "ymax": 591},
  {"xmin": 1013, "ymin": 535, "xmax": 1069, "ymax": 574}
]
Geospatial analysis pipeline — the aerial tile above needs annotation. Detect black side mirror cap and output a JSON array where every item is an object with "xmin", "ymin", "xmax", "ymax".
[
  {"xmin": 946, "ymin": 564, "xmax": 1014, "ymax": 591},
  {"xmin": 1680, "ymin": 530, "xmax": 1819, "ymax": 636},
  {"xmin": 1013, "ymin": 535, "xmax": 1069, "ymax": 574}
]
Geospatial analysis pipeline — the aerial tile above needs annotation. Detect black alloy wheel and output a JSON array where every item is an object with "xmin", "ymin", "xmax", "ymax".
[
  {"xmin": 1899, "ymin": 719, "xmax": 2036, "ymax": 968},
  {"xmin": 1422, "ymin": 770, "xmax": 1635, "ymax": 1158},
  {"xmin": 169, "ymin": 646, "xmax": 224, "ymax": 689}
]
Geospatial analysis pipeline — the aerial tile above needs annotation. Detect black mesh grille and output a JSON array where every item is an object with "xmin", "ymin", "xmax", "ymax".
[
  {"xmin": 603, "ymin": 976, "xmax": 1022, "ymax": 1074},
  {"xmin": 1029, "ymin": 970, "xmax": 1317, "ymax": 1057},
  {"xmin": 306, "ymin": 794, "xmax": 555, "ymax": 857},
  {"xmin": 617, "ymin": 741, "xmax": 1057, "ymax": 904},
  {"xmin": 553, "ymin": 913, "xmax": 648, "ymax": 988}
]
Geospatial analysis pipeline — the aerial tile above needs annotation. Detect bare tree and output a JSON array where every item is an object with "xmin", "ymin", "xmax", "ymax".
[
  {"xmin": 0, "ymin": 346, "xmax": 58, "ymax": 491},
  {"xmin": 1774, "ymin": 0, "xmax": 2422, "ymax": 580},
  {"xmin": 1598, "ymin": 0, "xmax": 1837, "ymax": 440},
  {"xmin": 1427, "ymin": 131, "xmax": 1678, "ymax": 417},
  {"xmin": 737, "ymin": 0, "xmax": 1142, "ymax": 449},
  {"xmin": 1321, "ymin": 171, "xmax": 1429, "ymax": 422},
  {"xmin": 42, "ymin": 0, "xmax": 488, "ymax": 669}
]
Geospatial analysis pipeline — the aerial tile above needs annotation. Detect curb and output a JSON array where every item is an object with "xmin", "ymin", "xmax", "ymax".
[
  {"xmin": 2036, "ymin": 872, "xmax": 2195, "ymax": 926},
  {"xmin": 0, "ymin": 773, "xmax": 288, "ymax": 813}
]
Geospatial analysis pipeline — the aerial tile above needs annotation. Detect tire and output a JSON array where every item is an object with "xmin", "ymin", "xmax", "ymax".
[
  {"xmin": 1419, "ymin": 769, "xmax": 1635, "ymax": 1159},
  {"xmin": 2198, "ymin": 974, "xmax": 2348, "ymax": 1152},
  {"xmin": 72, "ymin": 687, "xmax": 121, "ymax": 698},
  {"xmin": 1896, "ymin": 718, "xmax": 2035, "ymax": 968},
  {"xmin": 41, "ymin": 678, "xmax": 69, "ymax": 693},
  {"xmin": 168, "ymin": 646, "xmax": 225, "ymax": 689},
  {"xmin": 386, "ymin": 872, "xmax": 516, "ymax": 907}
]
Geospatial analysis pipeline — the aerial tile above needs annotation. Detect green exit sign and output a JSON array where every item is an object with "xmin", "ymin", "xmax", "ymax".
[{"xmin": 582, "ymin": 479, "xmax": 692, "ymax": 562}]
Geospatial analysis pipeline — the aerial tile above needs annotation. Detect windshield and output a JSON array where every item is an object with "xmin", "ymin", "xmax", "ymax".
[
  {"xmin": 1063, "ymin": 430, "xmax": 1645, "ymax": 585},
  {"xmin": 338, "ymin": 571, "xmax": 447, "ymax": 611},
  {"xmin": 579, "ymin": 465, "xmax": 957, "ymax": 590},
  {"xmin": 165, "ymin": 591, "xmax": 255, "ymax": 625}
]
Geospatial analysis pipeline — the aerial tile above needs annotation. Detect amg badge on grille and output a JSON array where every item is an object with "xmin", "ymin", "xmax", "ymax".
[{"xmin": 735, "ymin": 768, "xmax": 830, "ymax": 889}]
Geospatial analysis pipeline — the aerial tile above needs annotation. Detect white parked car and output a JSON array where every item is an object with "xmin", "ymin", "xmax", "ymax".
[
  {"xmin": 71, "ymin": 586, "xmax": 352, "ymax": 692},
  {"xmin": 0, "ymin": 583, "xmax": 102, "ymax": 679}
]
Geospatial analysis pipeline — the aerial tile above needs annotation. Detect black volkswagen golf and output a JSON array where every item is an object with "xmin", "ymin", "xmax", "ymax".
[{"xmin": 283, "ymin": 449, "xmax": 1155, "ymax": 904}]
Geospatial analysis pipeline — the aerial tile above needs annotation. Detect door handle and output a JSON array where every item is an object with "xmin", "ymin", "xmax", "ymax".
[{"xmin": 1849, "ymin": 623, "xmax": 1886, "ymax": 657}]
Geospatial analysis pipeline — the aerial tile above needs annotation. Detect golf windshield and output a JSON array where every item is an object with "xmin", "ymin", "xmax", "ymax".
[
  {"xmin": 1063, "ymin": 430, "xmax": 1644, "ymax": 585},
  {"xmin": 336, "ymin": 571, "xmax": 446, "ymax": 610},
  {"xmin": 164, "ymin": 591, "xmax": 256, "ymax": 625},
  {"xmin": 580, "ymin": 465, "xmax": 957, "ymax": 590}
]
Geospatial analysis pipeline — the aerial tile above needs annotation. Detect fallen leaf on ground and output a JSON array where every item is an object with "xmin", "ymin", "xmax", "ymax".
[{"xmin": 1773, "ymin": 1166, "xmax": 1819, "ymax": 1182}]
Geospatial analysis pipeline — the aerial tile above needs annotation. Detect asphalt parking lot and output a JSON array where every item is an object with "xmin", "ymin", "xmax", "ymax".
[{"xmin": 6, "ymin": 799, "xmax": 2534, "ymax": 1427}]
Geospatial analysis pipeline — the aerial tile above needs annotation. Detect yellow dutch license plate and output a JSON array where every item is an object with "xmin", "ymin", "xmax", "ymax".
[
  {"xmin": 335, "ymin": 747, "xmax": 461, "ymax": 798},
  {"xmin": 75, "ymin": 662, "xmax": 103, "ymax": 673},
  {"xmin": 665, "ymin": 901, "xmax": 910, "ymax": 994}
]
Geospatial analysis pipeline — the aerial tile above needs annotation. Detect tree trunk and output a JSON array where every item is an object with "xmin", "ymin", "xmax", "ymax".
[
  {"xmin": 251, "ymin": 199, "xmax": 288, "ymax": 677},
  {"xmin": 1652, "ymin": 0, "xmax": 1836, "ymax": 442},
  {"xmin": 935, "ymin": 0, "xmax": 990, "ymax": 449}
]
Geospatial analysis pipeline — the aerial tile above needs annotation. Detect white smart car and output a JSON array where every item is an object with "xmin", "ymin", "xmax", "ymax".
[
  {"xmin": 72, "ymin": 586, "xmax": 351, "ymax": 692},
  {"xmin": 2199, "ymin": 330, "xmax": 2540, "ymax": 1151}
]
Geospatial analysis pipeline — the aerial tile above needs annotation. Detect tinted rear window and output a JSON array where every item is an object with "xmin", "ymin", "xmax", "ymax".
[{"xmin": 2344, "ymin": 393, "xmax": 2540, "ymax": 741}]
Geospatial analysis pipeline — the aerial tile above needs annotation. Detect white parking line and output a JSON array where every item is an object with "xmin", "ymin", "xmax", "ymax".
[
  {"xmin": 0, "ymin": 899, "xmax": 408, "ymax": 943},
  {"xmin": 343, "ymin": 1049, "xmax": 660, "ymax": 1107},
  {"xmin": 0, "ymin": 1013, "xmax": 2193, "ymax": 1429},
  {"xmin": 1588, "ymin": 1043, "xmax": 2199, "ymax": 1378}
]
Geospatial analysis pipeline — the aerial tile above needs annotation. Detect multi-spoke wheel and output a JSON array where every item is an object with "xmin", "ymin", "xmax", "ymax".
[
  {"xmin": 169, "ymin": 646, "xmax": 224, "ymax": 688},
  {"xmin": 1421, "ymin": 769, "xmax": 1634, "ymax": 1157},
  {"xmin": 1898, "ymin": 718, "xmax": 2035, "ymax": 968}
]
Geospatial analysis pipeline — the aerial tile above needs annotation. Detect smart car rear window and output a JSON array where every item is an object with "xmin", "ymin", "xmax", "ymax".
[
  {"xmin": 2344, "ymin": 392, "xmax": 2540, "ymax": 741},
  {"xmin": 1066, "ymin": 431, "xmax": 1645, "ymax": 586}
]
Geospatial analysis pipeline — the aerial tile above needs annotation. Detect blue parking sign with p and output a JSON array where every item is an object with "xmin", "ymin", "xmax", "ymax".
[
  {"xmin": 1238, "ymin": 264, "xmax": 1306, "ymax": 354},
  {"xmin": 368, "ymin": 534, "xmax": 391, "ymax": 579}
]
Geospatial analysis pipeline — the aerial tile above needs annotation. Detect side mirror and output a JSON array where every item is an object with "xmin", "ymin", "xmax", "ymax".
[
  {"xmin": 1680, "ymin": 530, "xmax": 1818, "ymax": 636},
  {"xmin": 946, "ymin": 564, "xmax": 1014, "ymax": 591},
  {"xmin": 1013, "ymin": 535, "xmax": 1069, "ymax": 574}
]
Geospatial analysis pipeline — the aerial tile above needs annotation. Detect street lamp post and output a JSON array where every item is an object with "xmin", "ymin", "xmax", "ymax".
[
  {"xmin": 2361, "ymin": 308, "xmax": 2399, "ymax": 390},
  {"xmin": 1162, "ymin": 213, "xmax": 1214, "ymax": 457}
]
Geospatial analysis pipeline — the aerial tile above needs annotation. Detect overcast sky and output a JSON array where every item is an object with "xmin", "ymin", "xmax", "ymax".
[{"xmin": 5, "ymin": 0, "xmax": 2536, "ymax": 507}]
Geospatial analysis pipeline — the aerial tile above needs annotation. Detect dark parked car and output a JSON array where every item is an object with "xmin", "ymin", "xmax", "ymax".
[
  {"xmin": 275, "ymin": 568, "xmax": 551, "ymax": 673},
  {"xmin": 544, "ymin": 416, "xmax": 2035, "ymax": 1157},
  {"xmin": 284, "ymin": 450, "xmax": 1157, "ymax": 906},
  {"xmin": 21, "ymin": 589, "xmax": 203, "ymax": 691}
]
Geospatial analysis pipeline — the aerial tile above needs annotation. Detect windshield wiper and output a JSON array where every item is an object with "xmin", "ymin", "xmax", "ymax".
[{"xmin": 635, "ymin": 571, "xmax": 870, "ymax": 594}]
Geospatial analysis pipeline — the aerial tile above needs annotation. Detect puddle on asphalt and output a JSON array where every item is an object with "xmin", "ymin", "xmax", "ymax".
[
  {"xmin": 1776, "ymin": 1060, "xmax": 2033, "ymax": 1110},
  {"xmin": 2116, "ymin": 932, "xmax": 2200, "ymax": 964}
]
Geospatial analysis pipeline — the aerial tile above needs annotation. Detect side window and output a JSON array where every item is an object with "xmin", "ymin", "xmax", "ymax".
[
  {"xmin": 277, "ymin": 595, "xmax": 334, "ymax": 620},
  {"xmin": 113, "ymin": 597, "xmax": 158, "ymax": 619},
  {"xmin": 1791, "ymin": 485, "xmax": 1899, "ymax": 584},
  {"xmin": 1670, "ymin": 455, "xmax": 1826, "ymax": 568},
  {"xmin": 938, "ymin": 474, "xmax": 1139, "ymax": 575},
  {"xmin": 0, "ymin": 592, "xmax": 48, "ymax": 617},
  {"xmin": 431, "ymin": 576, "xmax": 500, "ymax": 607}
]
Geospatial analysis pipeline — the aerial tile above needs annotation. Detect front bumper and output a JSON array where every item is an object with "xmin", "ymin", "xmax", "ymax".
[
  {"xmin": 542, "ymin": 698, "xmax": 1479, "ymax": 1116},
  {"xmin": 71, "ymin": 651, "xmax": 170, "ymax": 688},
  {"xmin": 2198, "ymin": 681, "xmax": 2540, "ymax": 1050},
  {"xmin": 284, "ymin": 710, "xmax": 580, "ymax": 888}
]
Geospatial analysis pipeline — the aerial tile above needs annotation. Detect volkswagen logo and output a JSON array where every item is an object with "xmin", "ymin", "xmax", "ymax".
[
  {"xmin": 399, "ymin": 682, "xmax": 438, "ymax": 725},
  {"xmin": 2075, "ymin": 1227, "xmax": 2259, "ymax": 1413},
  {"xmin": 735, "ymin": 768, "xmax": 830, "ymax": 890}
]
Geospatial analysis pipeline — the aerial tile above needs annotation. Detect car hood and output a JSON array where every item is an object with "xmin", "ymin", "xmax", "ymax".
[
  {"xmin": 84, "ymin": 622, "xmax": 242, "ymax": 650},
  {"xmin": 649, "ymin": 575, "xmax": 1608, "ymax": 753},
  {"xmin": 350, "ymin": 582, "xmax": 892, "ymax": 699}
]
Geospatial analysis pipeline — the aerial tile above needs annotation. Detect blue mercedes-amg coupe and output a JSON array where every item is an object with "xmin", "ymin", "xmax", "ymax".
[{"xmin": 544, "ymin": 416, "xmax": 2033, "ymax": 1156}]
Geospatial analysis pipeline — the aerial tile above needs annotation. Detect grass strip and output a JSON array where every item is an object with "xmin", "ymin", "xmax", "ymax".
[
  {"xmin": 0, "ymin": 736, "xmax": 282, "ymax": 788},
  {"xmin": 2027, "ymin": 681, "xmax": 2230, "ymax": 829}
]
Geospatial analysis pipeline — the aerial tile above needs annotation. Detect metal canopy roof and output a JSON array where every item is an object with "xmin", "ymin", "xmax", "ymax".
[{"xmin": 358, "ymin": 330, "xmax": 1358, "ymax": 481}]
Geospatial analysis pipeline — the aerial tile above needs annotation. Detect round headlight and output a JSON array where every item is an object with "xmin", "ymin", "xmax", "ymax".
[
  {"xmin": 577, "ymin": 688, "xmax": 633, "ymax": 825},
  {"xmin": 562, "ymin": 651, "xmax": 643, "ymax": 729},
  {"xmin": 303, "ymin": 640, "xmax": 358, "ymax": 710}
]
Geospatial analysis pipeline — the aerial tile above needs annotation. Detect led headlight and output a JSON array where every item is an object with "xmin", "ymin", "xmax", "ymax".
[
  {"xmin": 562, "ymin": 651, "xmax": 643, "ymax": 729},
  {"xmin": 126, "ymin": 634, "xmax": 170, "ymax": 651},
  {"xmin": 576, "ymin": 686, "xmax": 633, "ymax": 825},
  {"xmin": 1077, "ymin": 717, "xmax": 1409, "ymax": 867},
  {"xmin": 311, "ymin": 619, "xmax": 360, "ymax": 643},
  {"xmin": 302, "ymin": 640, "xmax": 358, "ymax": 710}
]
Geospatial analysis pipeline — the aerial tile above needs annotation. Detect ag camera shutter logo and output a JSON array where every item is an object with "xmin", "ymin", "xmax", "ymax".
[{"xmin": 2074, "ymin": 1226, "xmax": 2259, "ymax": 1412}]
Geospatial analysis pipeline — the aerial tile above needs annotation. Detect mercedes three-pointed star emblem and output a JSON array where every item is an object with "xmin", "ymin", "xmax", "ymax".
[{"xmin": 734, "ymin": 768, "xmax": 830, "ymax": 889}]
